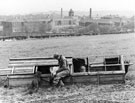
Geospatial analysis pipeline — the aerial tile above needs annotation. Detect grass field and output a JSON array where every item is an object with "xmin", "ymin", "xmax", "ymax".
[
  {"xmin": 0, "ymin": 33, "xmax": 135, "ymax": 102},
  {"xmin": 0, "ymin": 33, "xmax": 135, "ymax": 68}
]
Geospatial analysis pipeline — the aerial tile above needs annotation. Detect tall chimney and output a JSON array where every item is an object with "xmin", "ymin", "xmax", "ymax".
[
  {"xmin": 89, "ymin": 8, "xmax": 92, "ymax": 19},
  {"xmin": 61, "ymin": 8, "xmax": 63, "ymax": 18}
]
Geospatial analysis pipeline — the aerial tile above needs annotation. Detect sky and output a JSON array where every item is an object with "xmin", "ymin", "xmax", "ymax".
[{"xmin": 0, "ymin": 0, "xmax": 134, "ymax": 15}]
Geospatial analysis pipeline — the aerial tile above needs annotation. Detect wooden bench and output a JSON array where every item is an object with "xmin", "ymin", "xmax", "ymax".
[
  {"xmin": 8, "ymin": 57, "xmax": 73, "ymax": 75},
  {"xmin": 0, "ymin": 55, "xmax": 131, "ymax": 86},
  {"xmin": 2, "ymin": 57, "xmax": 73, "ymax": 86}
]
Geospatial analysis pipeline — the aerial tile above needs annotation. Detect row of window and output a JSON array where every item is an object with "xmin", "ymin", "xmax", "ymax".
[{"xmin": 55, "ymin": 20, "xmax": 76, "ymax": 26}]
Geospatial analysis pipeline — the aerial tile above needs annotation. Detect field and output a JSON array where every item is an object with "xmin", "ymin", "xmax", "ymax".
[{"xmin": 0, "ymin": 33, "xmax": 135, "ymax": 102}]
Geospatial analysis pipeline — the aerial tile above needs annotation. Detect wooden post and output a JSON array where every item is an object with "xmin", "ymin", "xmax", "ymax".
[
  {"xmin": 97, "ymin": 72, "xmax": 100, "ymax": 85},
  {"xmin": 86, "ymin": 57, "xmax": 89, "ymax": 72},
  {"xmin": 35, "ymin": 66, "xmax": 38, "ymax": 73},
  {"xmin": 105, "ymin": 65, "xmax": 106, "ymax": 71},
  {"xmin": 11, "ymin": 66, "xmax": 14, "ymax": 74},
  {"xmin": 7, "ymin": 75, "xmax": 9, "ymax": 87},
  {"xmin": 70, "ymin": 64, "xmax": 73, "ymax": 74},
  {"xmin": 120, "ymin": 55, "xmax": 125, "ymax": 82},
  {"xmin": 120, "ymin": 55, "xmax": 125, "ymax": 72}
]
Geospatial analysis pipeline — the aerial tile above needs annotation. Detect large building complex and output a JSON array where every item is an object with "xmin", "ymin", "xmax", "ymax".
[{"xmin": 0, "ymin": 8, "xmax": 134, "ymax": 37}]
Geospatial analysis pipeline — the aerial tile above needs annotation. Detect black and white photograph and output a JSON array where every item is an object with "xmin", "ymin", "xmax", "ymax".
[{"xmin": 0, "ymin": 0, "xmax": 135, "ymax": 102}]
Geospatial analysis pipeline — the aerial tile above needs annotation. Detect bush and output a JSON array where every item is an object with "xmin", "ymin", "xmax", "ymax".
[{"xmin": 78, "ymin": 23, "xmax": 100, "ymax": 34}]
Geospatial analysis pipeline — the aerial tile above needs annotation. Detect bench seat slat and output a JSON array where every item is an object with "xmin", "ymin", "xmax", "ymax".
[
  {"xmin": 9, "ymin": 58, "xmax": 72, "ymax": 66},
  {"xmin": 13, "ymin": 66, "xmax": 35, "ymax": 74},
  {"xmin": 0, "ymin": 69, "xmax": 12, "ymax": 75}
]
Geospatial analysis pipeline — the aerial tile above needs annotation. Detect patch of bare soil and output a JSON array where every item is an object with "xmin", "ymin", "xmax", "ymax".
[{"xmin": 0, "ymin": 81, "xmax": 135, "ymax": 103}]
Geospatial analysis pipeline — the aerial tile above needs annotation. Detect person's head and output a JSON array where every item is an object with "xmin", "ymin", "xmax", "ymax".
[{"xmin": 53, "ymin": 54, "xmax": 60, "ymax": 60}]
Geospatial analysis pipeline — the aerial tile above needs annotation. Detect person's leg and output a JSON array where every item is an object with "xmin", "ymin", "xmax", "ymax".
[
  {"xmin": 53, "ymin": 70, "xmax": 69, "ymax": 86},
  {"xmin": 53, "ymin": 76, "xmax": 61, "ymax": 86},
  {"xmin": 59, "ymin": 80, "xmax": 64, "ymax": 87},
  {"xmin": 57, "ymin": 70, "xmax": 70, "ymax": 77}
]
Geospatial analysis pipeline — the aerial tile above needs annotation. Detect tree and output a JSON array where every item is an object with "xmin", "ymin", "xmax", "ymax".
[{"xmin": 78, "ymin": 23, "xmax": 100, "ymax": 35}]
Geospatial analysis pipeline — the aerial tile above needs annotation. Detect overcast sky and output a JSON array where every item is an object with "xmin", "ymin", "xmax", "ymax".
[{"xmin": 0, "ymin": 0, "xmax": 134, "ymax": 15}]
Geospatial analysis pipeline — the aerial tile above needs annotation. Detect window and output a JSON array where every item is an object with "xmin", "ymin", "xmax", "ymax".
[
  {"xmin": 73, "ymin": 58, "xmax": 87, "ymax": 72},
  {"xmin": 69, "ymin": 20, "xmax": 72, "ymax": 25},
  {"xmin": 90, "ymin": 57, "xmax": 121, "ymax": 72},
  {"xmin": 37, "ymin": 66, "xmax": 51, "ymax": 74},
  {"xmin": 57, "ymin": 20, "xmax": 61, "ymax": 25},
  {"xmin": 42, "ymin": 21, "xmax": 46, "ymax": 23}
]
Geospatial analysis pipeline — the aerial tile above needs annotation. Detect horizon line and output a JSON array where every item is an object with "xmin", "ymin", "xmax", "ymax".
[{"xmin": 0, "ymin": 9, "xmax": 134, "ymax": 16}]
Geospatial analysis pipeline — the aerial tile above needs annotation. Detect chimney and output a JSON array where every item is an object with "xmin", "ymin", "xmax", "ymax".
[
  {"xmin": 61, "ymin": 8, "xmax": 63, "ymax": 18},
  {"xmin": 89, "ymin": 8, "xmax": 92, "ymax": 19}
]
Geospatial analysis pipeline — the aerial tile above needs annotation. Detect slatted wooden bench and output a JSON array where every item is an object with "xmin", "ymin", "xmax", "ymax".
[
  {"xmin": 8, "ymin": 57, "xmax": 73, "ymax": 75},
  {"xmin": 0, "ymin": 55, "xmax": 131, "ymax": 87},
  {"xmin": 70, "ymin": 55, "xmax": 131, "ymax": 84},
  {"xmin": 5, "ymin": 57, "xmax": 73, "ymax": 86}
]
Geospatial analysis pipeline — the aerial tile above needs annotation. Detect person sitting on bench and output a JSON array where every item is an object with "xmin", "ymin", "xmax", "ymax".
[{"xmin": 52, "ymin": 54, "xmax": 70, "ymax": 87}]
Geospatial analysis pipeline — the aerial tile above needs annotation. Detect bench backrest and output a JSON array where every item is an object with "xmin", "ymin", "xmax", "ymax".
[{"xmin": 6, "ymin": 57, "xmax": 72, "ymax": 75}]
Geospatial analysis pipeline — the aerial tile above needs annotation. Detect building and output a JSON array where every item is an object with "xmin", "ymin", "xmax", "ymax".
[
  {"xmin": 131, "ymin": 16, "xmax": 135, "ymax": 31},
  {"xmin": 0, "ymin": 21, "xmax": 3, "ymax": 32},
  {"xmin": 51, "ymin": 9, "xmax": 79, "ymax": 33},
  {"xmin": 0, "ymin": 19, "xmax": 52, "ymax": 37},
  {"xmin": 69, "ymin": 9, "xmax": 74, "ymax": 17},
  {"xmin": 79, "ymin": 18, "xmax": 114, "ymax": 27},
  {"xmin": 52, "ymin": 18, "xmax": 77, "ymax": 28},
  {"xmin": 12, "ymin": 21, "xmax": 25, "ymax": 33},
  {"xmin": 1, "ymin": 21, "xmax": 12, "ymax": 36}
]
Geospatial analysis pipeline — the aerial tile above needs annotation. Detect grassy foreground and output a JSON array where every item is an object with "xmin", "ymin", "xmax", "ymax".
[{"xmin": 0, "ymin": 81, "xmax": 135, "ymax": 103}]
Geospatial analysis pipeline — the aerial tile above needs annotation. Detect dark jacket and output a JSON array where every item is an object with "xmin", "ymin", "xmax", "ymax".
[{"xmin": 56, "ymin": 55, "xmax": 69, "ymax": 73}]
